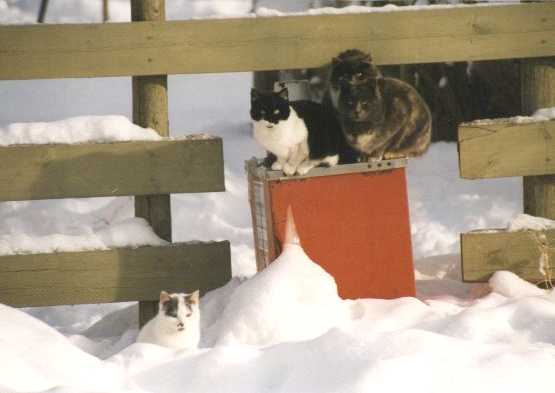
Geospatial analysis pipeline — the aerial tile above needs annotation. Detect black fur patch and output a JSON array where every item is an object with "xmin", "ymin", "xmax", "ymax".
[
  {"xmin": 250, "ymin": 88, "xmax": 358, "ymax": 164},
  {"xmin": 163, "ymin": 297, "xmax": 179, "ymax": 319},
  {"xmin": 250, "ymin": 88, "xmax": 291, "ymax": 124}
]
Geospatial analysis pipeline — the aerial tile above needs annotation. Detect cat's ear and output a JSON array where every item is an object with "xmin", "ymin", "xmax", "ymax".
[
  {"xmin": 277, "ymin": 87, "xmax": 289, "ymax": 101},
  {"xmin": 332, "ymin": 56, "xmax": 340, "ymax": 66},
  {"xmin": 159, "ymin": 290, "xmax": 170, "ymax": 304},
  {"xmin": 189, "ymin": 290, "xmax": 200, "ymax": 305},
  {"xmin": 250, "ymin": 88, "xmax": 260, "ymax": 102}
]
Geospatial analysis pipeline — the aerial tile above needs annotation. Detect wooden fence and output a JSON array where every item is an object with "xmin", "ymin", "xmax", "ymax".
[
  {"xmin": 458, "ymin": 57, "xmax": 555, "ymax": 284},
  {"xmin": 0, "ymin": 2, "xmax": 554, "ymax": 318}
]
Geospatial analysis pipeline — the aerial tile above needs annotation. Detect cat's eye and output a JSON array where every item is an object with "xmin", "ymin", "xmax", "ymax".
[
  {"xmin": 273, "ymin": 109, "xmax": 280, "ymax": 115},
  {"xmin": 356, "ymin": 72, "xmax": 364, "ymax": 79}
]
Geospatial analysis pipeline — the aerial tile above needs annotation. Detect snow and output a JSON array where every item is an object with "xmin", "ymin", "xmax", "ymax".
[
  {"xmin": 1, "ymin": 1, "xmax": 552, "ymax": 392},
  {"xmin": 466, "ymin": 106, "xmax": 555, "ymax": 126},
  {"xmin": 205, "ymin": 230, "xmax": 347, "ymax": 347},
  {"xmin": 508, "ymin": 213, "xmax": 555, "ymax": 232},
  {"xmin": 0, "ymin": 115, "xmax": 161, "ymax": 146},
  {"xmin": 2, "ymin": 260, "xmax": 555, "ymax": 392},
  {"xmin": 255, "ymin": 2, "xmax": 506, "ymax": 17},
  {"xmin": 197, "ymin": 2, "xmax": 512, "ymax": 19},
  {"xmin": 488, "ymin": 271, "xmax": 546, "ymax": 298},
  {"xmin": 0, "ymin": 200, "xmax": 167, "ymax": 256}
]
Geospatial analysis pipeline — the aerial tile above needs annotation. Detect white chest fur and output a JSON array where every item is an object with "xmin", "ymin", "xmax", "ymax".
[
  {"xmin": 252, "ymin": 107, "xmax": 308, "ymax": 160},
  {"xmin": 137, "ymin": 312, "xmax": 200, "ymax": 350}
]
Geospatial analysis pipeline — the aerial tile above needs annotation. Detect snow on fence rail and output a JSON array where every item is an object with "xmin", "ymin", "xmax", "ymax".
[{"xmin": 0, "ymin": 2, "xmax": 554, "ymax": 80}]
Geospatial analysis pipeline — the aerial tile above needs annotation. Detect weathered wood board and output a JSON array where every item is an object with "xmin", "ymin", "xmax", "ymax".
[
  {"xmin": 0, "ymin": 241, "xmax": 231, "ymax": 307},
  {"xmin": 132, "ymin": 0, "xmax": 173, "ymax": 327},
  {"xmin": 1, "ymin": 3, "xmax": 554, "ymax": 79},
  {"xmin": 461, "ymin": 230, "xmax": 555, "ymax": 283},
  {"xmin": 522, "ymin": 58, "xmax": 555, "ymax": 220},
  {"xmin": 0, "ymin": 138, "xmax": 225, "ymax": 201},
  {"xmin": 458, "ymin": 118, "xmax": 555, "ymax": 179}
]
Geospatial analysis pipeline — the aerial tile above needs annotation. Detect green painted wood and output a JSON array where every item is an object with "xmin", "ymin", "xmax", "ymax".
[
  {"xmin": 0, "ymin": 138, "xmax": 225, "ymax": 202},
  {"xmin": 461, "ymin": 230, "xmax": 555, "ymax": 283},
  {"xmin": 1, "ymin": 3, "xmax": 554, "ymax": 79},
  {"xmin": 0, "ymin": 241, "xmax": 231, "ymax": 307},
  {"xmin": 458, "ymin": 118, "xmax": 555, "ymax": 179}
]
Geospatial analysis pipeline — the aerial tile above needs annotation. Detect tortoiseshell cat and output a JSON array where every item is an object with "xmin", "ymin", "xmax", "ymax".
[{"xmin": 329, "ymin": 49, "xmax": 431, "ymax": 160}]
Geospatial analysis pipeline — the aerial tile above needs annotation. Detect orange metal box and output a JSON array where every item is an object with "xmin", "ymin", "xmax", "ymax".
[{"xmin": 246, "ymin": 159, "xmax": 415, "ymax": 300}]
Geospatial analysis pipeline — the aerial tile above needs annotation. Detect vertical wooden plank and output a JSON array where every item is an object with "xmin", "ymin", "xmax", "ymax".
[
  {"xmin": 522, "ymin": 58, "xmax": 555, "ymax": 219},
  {"xmin": 131, "ymin": 0, "xmax": 171, "ymax": 327}
]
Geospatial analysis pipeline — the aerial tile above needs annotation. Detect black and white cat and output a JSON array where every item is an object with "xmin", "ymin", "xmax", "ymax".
[
  {"xmin": 250, "ymin": 87, "xmax": 351, "ymax": 176},
  {"xmin": 137, "ymin": 290, "xmax": 200, "ymax": 349}
]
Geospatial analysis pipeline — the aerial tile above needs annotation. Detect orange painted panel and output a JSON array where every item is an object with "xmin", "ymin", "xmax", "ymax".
[{"xmin": 267, "ymin": 168, "xmax": 415, "ymax": 300}]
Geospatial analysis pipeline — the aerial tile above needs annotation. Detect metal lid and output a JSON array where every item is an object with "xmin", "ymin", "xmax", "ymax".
[{"xmin": 245, "ymin": 157, "xmax": 407, "ymax": 181}]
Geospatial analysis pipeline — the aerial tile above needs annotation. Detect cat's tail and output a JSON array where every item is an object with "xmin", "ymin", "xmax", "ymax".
[{"xmin": 284, "ymin": 205, "xmax": 301, "ymax": 247}]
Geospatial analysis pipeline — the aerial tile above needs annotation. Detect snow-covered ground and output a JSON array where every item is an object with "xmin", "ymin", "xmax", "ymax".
[{"xmin": 2, "ymin": 1, "xmax": 553, "ymax": 392}]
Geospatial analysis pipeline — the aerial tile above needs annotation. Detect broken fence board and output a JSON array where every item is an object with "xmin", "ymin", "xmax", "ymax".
[
  {"xmin": 0, "ymin": 241, "xmax": 231, "ymax": 307},
  {"xmin": 1, "ymin": 3, "xmax": 555, "ymax": 79},
  {"xmin": 461, "ymin": 230, "xmax": 555, "ymax": 283},
  {"xmin": 0, "ymin": 138, "xmax": 225, "ymax": 201}
]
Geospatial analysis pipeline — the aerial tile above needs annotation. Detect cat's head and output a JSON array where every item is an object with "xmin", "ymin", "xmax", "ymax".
[
  {"xmin": 250, "ymin": 88, "xmax": 291, "ymax": 128},
  {"xmin": 158, "ymin": 290, "xmax": 200, "ymax": 331},
  {"xmin": 330, "ymin": 49, "xmax": 382, "ymax": 89},
  {"xmin": 335, "ymin": 78, "xmax": 385, "ymax": 124}
]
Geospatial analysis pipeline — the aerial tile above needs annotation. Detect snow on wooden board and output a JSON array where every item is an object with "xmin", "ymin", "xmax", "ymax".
[
  {"xmin": 0, "ymin": 116, "xmax": 225, "ymax": 201},
  {"xmin": 0, "ymin": 115, "xmax": 219, "ymax": 145}
]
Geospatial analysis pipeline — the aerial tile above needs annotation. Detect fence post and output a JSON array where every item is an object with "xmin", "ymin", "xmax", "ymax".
[
  {"xmin": 131, "ymin": 0, "xmax": 171, "ymax": 327},
  {"xmin": 522, "ymin": 58, "xmax": 555, "ymax": 219}
]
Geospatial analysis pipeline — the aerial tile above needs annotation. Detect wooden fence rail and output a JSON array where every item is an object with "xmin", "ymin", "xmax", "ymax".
[
  {"xmin": 458, "ymin": 56, "xmax": 555, "ymax": 284},
  {"xmin": 0, "ymin": 138, "xmax": 225, "ymax": 201},
  {"xmin": 458, "ymin": 118, "xmax": 555, "ymax": 179},
  {"xmin": 0, "ymin": 242, "xmax": 231, "ymax": 307},
  {"xmin": 461, "ymin": 230, "xmax": 555, "ymax": 283},
  {"xmin": 1, "ymin": 3, "xmax": 554, "ymax": 80}
]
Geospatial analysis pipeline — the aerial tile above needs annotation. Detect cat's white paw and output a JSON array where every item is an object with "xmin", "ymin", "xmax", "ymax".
[
  {"xmin": 283, "ymin": 163, "xmax": 296, "ymax": 176},
  {"xmin": 296, "ymin": 162, "xmax": 313, "ymax": 175},
  {"xmin": 325, "ymin": 155, "xmax": 339, "ymax": 167},
  {"xmin": 271, "ymin": 161, "xmax": 283, "ymax": 171}
]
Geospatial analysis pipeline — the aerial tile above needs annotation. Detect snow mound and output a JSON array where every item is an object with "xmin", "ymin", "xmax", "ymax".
[
  {"xmin": 0, "ymin": 115, "xmax": 161, "ymax": 146},
  {"xmin": 508, "ymin": 213, "xmax": 555, "ymax": 232},
  {"xmin": 0, "ymin": 304, "xmax": 123, "ymax": 392},
  {"xmin": 204, "ymin": 222, "xmax": 347, "ymax": 346},
  {"xmin": 489, "ymin": 271, "xmax": 547, "ymax": 298}
]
